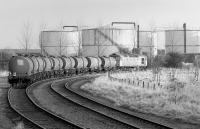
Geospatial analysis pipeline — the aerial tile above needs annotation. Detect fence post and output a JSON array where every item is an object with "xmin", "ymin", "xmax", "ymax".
[
  {"xmin": 183, "ymin": 23, "xmax": 186, "ymax": 54},
  {"xmin": 128, "ymin": 79, "xmax": 131, "ymax": 84}
]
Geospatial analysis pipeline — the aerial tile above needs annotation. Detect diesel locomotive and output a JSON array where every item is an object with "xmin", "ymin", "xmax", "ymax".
[{"xmin": 8, "ymin": 54, "xmax": 147, "ymax": 88}]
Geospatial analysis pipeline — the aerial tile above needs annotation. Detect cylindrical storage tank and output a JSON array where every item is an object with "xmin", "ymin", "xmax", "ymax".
[
  {"xmin": 71, "ymin": 57, "xmax": 77, "ymax": 68},
  {"xmin": 52, "ymin": 57, "xmax": 60, "ymax": 70},
  {"xmin": 96, "ymin": 57, "xmax": 102, "ymax": 68},
  {"xmin": 9, "ymin": 56, "xmax": 34, "ymax": 76},
  {"xmin": 68, "ymin": 57, "xmax": 76, "ymax": 69},
  {"xmin": 72, "ymin": 57, "xmax": 84, "ymax": 69},
  {"xmin": 99, "ymin": 56, "xmax": 110, "ymax": 68},
  {"xmin": 109, "ymin": 57, "xmax": 117, "ymax": 68},
  {"xmin": 30, "ymin": 56, "xmax": 39, "ymax": 73},
  {"xmin": 86, "ymin": 57, "xmax": 99, "ymax": 69},
  {"xmin": 81, "ymin": 57, "xmax": 88, "ymax": 69},
  {"xmin": 41, "ymin": 31, "xmax": 80, "ymax": 56},
  {"xmin": 36, "ymin": 56, "xmax": 45, "ymax": 72},
  {"xmin": 49, "ymin": 57, "xmax": 55, "ymax": 70},
  {"xmin": 58, "ymin": 57, "xmax": 64, "ymax": 70},
  {"xmin": 43, "ymin": 57, "xmax": 52, "ymax": 71},
  {"xmin": 26, "ymin": 56, "xmax": 34, "ymax": 74},
  {"xmin": 60, "ymin": 56, "xmax": 72, "ymax": 69}
]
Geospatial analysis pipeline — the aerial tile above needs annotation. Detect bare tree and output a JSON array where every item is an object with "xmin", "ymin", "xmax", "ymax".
[
  {"xmin": 39, "ymin": 22, "xmax": 48, "ymax": 54},
  {"xmin": 18, "ymin": 21, "xmax": 33, "ymax": 52},
  {"xmin": 194, "ymin": 55, "xmax": 200, "ymax": 81}
]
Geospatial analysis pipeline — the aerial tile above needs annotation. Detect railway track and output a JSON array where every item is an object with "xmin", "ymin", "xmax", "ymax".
[
  {"xmin": 9, "ymin": 74, "xmax": 200, "ymax": 129},
  {"xmin": 26, "ymin": 75, "xmax": 135, "ymax": 129},
  {"xmin": 53, "ymin": 76, "xmax": 200, "ymax": 129},
  {"xmin": 51, "ymin": 76, "xmax": 170, "ymax": 129},
  {"xmin": 65, "ymin": 76, "xmax": 200, "ymax": 129},
  {"xmin": 8, "ymin": 78, "xmax": 80, "ymax": 129}
]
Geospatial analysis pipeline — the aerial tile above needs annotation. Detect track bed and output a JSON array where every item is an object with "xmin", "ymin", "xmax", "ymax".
[
  {"xmin": 65, "ymin": 76, "xmax": 200, "ymax": 129},
  {"xmin": 51, "ymin": 77, "xmax": 170, "ymax": 129},
  {"xmin": 26, "ymin": 76, "xmax": 134, "ymax": 129},
  {"xmin": 8, "ymin": 79, "xmax": 80, "ymax": 129}
]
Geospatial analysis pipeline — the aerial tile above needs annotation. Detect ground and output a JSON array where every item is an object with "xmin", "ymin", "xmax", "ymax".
[
  {"xmin": 0, "ymin": 76, "xmax": 39, "ymax": 129},
  {"xmin": 81, "ymin": 68, "xmax": 200, "ymax": 125}
]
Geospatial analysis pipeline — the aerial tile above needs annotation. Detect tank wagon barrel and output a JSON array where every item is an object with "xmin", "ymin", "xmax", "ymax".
[{"xmin": 86, "ymin": 57, "xmax": 102, "ymax": 73}]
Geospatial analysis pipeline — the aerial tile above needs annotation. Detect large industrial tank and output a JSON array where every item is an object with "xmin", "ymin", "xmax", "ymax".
[
  {"xmin": 165, "ymin": 30, "xmax": 200, "ymax": 54},
  {"xmin": 81, "ymin": 23, "xmax": 137, "ymax": 56},
  {"xmin": 40, "ymin": 31, "xmax": 81, "ymax": 56},
  {"xmin": 139, "ymin": 31, "xmax": 166, "ymax": 57},
  {"xmin": 165, "ymin": 30, "xmax": 184, "ymax": 53}
]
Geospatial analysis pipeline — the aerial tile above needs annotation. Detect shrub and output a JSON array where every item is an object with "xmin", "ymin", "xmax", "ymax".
[
  {"xmin": 152, "ymin": 55, "xmax": 165, "ymax": 67},
  {"xmin": 163, "ymin": 52, "xmax": 183, "ymax": 68},
  {"xmin": 0, "ymin": 51, "xmax": 13, "ymax": 71},
  {"xmin": 183, "ymin": 54, "xmax": 195, "ymax": 63}
]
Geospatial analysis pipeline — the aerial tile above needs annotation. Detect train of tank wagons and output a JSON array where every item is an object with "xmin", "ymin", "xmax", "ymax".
[{"xmin": 8, "ymin": 54, "xmax": 147, "ymax": 88}]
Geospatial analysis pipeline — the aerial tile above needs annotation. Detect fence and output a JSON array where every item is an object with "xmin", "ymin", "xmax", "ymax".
[
  {"xmin": 108, "ymin": 71, "xmax": 162, "ymax": 90},
  {"xmin": 107, "ymin": 67, "xmax": 200, "ymax": 91}
]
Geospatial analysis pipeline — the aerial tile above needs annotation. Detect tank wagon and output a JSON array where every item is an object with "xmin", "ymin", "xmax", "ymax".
[
  {"xmin": 8, "ymin": 54, "xmax": 147, "ymax": 88},
  {"xmin": 86, "ymin": 57, "xmax": 102, "ymax": 73}
]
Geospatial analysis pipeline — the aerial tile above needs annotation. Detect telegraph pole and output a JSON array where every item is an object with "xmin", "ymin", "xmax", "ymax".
[
  {"xmin": 137, "ymin": 25, "xmax": 140, "ymax": 48},
  {"xmin": 183, "ymin": 23, "xmax": 186, "ymax": 54}
]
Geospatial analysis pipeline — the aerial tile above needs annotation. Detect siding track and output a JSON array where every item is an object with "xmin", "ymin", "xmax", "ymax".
[
  {"xmin": 8, "ymin": 79, "xmax": 80, "ymax": 129},
  {"xmin": 9, "ymin": 74, "xmax": 200, "ymax": 129},
  {"xmin": 51, "ymin": 76, "xmax": 170, "ymax": 129},
  {"xmin": 26, "ymin": 76, "xmax": 134, "ymax": 129},
  {"xmin": 54, "ymin": 76, "xmax": 200, "ymax": 129}
]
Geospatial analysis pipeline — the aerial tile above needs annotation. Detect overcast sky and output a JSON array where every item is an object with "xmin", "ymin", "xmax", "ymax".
[{"xmin": 0, "ymin": 0, "xmax": 200, "ymax": 49}]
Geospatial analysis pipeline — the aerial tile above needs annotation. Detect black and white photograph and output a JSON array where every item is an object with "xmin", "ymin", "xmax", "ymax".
[{"xmin": 1, "ymin": 0, "xmax": 200, "ymax": 128}]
